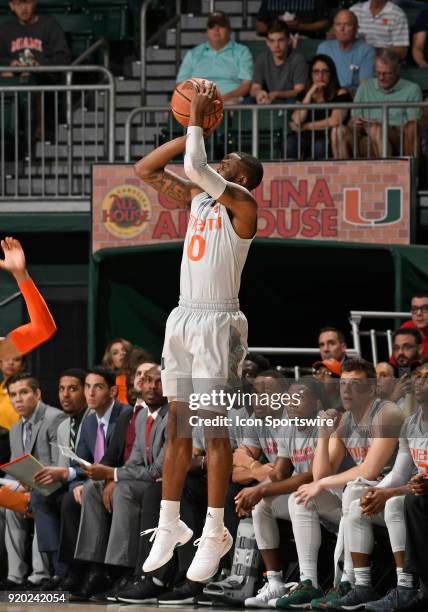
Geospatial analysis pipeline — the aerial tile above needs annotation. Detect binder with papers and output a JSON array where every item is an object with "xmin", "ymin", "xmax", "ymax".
[{"xmin": 0, "ymin": 454, "xmax": 61, "ymax": 497}]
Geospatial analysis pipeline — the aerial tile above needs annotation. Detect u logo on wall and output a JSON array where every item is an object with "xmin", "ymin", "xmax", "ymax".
[{"xmin": 343, "ymin": 187, "xmax": 403, "ymax": 226}]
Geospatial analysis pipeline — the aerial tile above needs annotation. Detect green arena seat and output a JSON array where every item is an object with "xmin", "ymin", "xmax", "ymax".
[
  {"xmin": 52, "ymin": 12, "xmax": 94, "ymax": 56},
  {"xmin": 296, "ymin": 37, "xmax": 320, "ymax": 61},
  {"xmin": 400, "ymin": 66, "xmax": 428, "ymax": 93},
  {"xmin": 85, "ymin": 0, "xmax": 130, "ymax": 40},
  {"xmin": 243, "ymin": 40, "xmax": 267, "ymax": 60}
]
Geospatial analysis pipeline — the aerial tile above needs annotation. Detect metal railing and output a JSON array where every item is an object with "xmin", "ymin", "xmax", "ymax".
[
  {"xmin": 246, "ymin": 310, "xmax": 413, "ymax": 376},
  {"xmin": 0, "ymin": 65, "xmax": 115, "ymax": 200},
  {"xmin": 124, "ymin": 100, "xmax": 428, "ymax": 162},
  {"xmin": 140, "ymin": 0, "xmax": 181, "ymax": 104},
  {"xmin": 350, "ymin": 310, "xmax": 411, "ymax": 364},
  {"xmin": 248, "ymin": 346, "xmax": 360, "ymax": 380}
]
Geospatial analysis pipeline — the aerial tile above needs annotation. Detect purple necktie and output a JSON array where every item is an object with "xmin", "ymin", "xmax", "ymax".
[{"xmin": 93, "ymin": 422, "xmax": 105, "ymax": 463}]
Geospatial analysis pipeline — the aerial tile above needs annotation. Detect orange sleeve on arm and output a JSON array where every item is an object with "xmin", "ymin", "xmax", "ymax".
[{"xmin": 9, "ymin": 278, "xmax": 57, "ymax": 355}]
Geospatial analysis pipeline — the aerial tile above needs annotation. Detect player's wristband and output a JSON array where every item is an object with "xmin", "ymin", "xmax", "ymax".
[{"xmin": 9, "ymin": 278, "xmax": 57, "ymax": 355}]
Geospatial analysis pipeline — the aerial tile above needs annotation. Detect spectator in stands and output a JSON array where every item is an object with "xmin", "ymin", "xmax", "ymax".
[
  {"xmin": 317, "ymin": 10, "xmax": 375, "ymax": 89},
  {"xmin": 318, "ymin": 326, "xmax": 349, "ymax": 363},
  {"xmin": 392, "ymin": 327, "xmax": 424, "ymax": 371},
  {"xmin": 0, "ymin": 356, "xmax": 25, "ymax": 432},
  {"xmin": 255, "ymin": 0, "xmax": 331, "ymax": 38},
  {"xmin": 0, "ymin": 0, "xmax": 71, "ymax": 74},
  {"xmin": 287, "ymin": 54, "xmax": 352, "ymax": 159},
  {"xmin": 125, "ymin": 347, "xmax": 153, "ymax": 403},
  {"xmin": 313, "ymin": 357, "xmax": 342, "ymax": 409},
  {"xmin": 176, "ymin": 11, "xmax": 253, "ymax": 105},
  {"xmin": 5, "ymin": 372, "xmax": 66, "ymax": 588},
  {"xmin": 376, "ymin": 360, "xmax": 415, "ymax": 415},
  {"xmin": 102, "ymin": 338, "xmax": 132, "ymax": 404},
  {"xmin": 71, "ymin": 365, "xmax": 167, "ymax": 601},
  {"xmin": 350, "ymin": 0, "xmax": 410, "ymax": 59},
  {"xmin": 127, "ymin": 359, "xmax": 156, "ymax": 406},
  {"xmin": 412, "ymin": 11, "xmax": 428, "ymax": 68},
  {"xmin": 0, "ymin": 356, "xmax": 25, "ymax": 466},
  {"xmin": 29, "ymin": 369, "xmax": 89, "ymax": 588},
  {"xmin": 281, "ymin": 358, "xmax": 403, "ymax": 610},
  {"xmin": 251, "ymin": 20, "xmax": 307, "ymax": 105},
  {"xmin": 237, "ymin": 378, "xmax": 323, "ymax": 608},
  {"xmin": 400, "ymin": 293, "xmax": 428, "ymax": 357},
  {"xmin": 376, "ymin": 360, "xmax": 398, "ymax": 397},
  {"xmin": 346, "ymin": 50, "xmax": 422, "ymax": 158}
]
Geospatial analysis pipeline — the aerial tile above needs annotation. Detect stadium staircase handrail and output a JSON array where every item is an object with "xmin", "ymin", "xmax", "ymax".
[
  {"xmin": 71, "ymin": 38, "xmax": 110, "ymax": 69},
  {"xmin": 0, "ymin": 65, "xmax": 116, "ymax": 198},
  {"xmin": 0, "ymin": 64, "xmax": 116, "ymax": 165},
  {"xmin": 68, "ymin": 39, "xmax": 113, "ymax": 166},
  {"xmin": 140, "ymin": 0, "xmax": 182, "ymax": 105}
]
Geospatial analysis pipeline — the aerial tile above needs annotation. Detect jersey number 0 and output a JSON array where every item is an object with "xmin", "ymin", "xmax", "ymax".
[{"xmin": 187, "ymin": 234, "xmax": 206, "ymax": 262}]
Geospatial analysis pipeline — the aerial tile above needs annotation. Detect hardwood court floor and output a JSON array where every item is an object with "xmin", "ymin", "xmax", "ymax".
[{"xmin": 0, "ymin": 605, "xmax": 230, "ymax": 612}]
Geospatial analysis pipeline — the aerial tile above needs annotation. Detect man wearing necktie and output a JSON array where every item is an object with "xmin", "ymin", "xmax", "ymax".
[
  {"xmin": 5, "ymin": 373, "xmax": 66, "ymax": 588},
  {"xmin": 70, "ymin": 364, "xmax": 168, "ymax": 601},
  {"xmin": 28, "ymin": 369, "xmax": 90, "ymax": 589}
]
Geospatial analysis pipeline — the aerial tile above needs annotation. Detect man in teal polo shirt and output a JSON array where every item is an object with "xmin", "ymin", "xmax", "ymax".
[
  {"xmin": 176, "ymin": 11, "xmax": 253, "ymax": 105},
  {"xmin": 348, "ymin": 49, "xmax": 422, "ymax": 157}
]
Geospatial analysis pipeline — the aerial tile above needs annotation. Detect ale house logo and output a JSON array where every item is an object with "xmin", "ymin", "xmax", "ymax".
[{"xmin": 102, "ymin": 185, "xmax": 152, "ymax": 239}]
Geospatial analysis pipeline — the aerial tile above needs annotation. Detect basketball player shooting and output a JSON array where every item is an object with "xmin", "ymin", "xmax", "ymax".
[
  {"xmin": 0, "ymin": 237, "xmax": 57, "ymax": 359},
  {"xmin": 135, "ymin": 80, "xmax": 264, "ymax": 582}
]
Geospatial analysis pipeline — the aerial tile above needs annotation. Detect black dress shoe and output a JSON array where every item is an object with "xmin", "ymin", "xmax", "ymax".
[
  {"xmin": 59, "ymin": 573, "xmax": 81, "ymax": 593},
  {"xmin": 39, "ymin": 576, "xmax": 63, "ymax": 591},
  {"xmin": 394, "ymin": 592, "xmax": 428, "ymax": 611},
  {"xmin": 70, "ymin": 569, "xmax": 110, "ymax": 601},
  {"xmin": 0, "ymin": 579, "xmax": 24, "ymax": 591}
]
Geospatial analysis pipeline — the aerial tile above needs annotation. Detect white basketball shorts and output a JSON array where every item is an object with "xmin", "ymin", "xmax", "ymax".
[{"xmin": 161, "ymin": 297, "xmax": 248, "ymax": 408}]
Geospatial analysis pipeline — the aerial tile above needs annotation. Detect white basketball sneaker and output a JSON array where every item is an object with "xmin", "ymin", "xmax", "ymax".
[
  {"xmin": 186, "ymin": 527, "xmax": 233, "ymax": 583},
  {"xmin": 141, "ymin": 519, "xmax": 193, "ymax": 573},
  {"xmin": 245, "ymin": 581, "xmax": 288, "ymax": 608}
]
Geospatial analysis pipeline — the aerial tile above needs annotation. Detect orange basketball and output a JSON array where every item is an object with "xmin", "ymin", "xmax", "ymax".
[{"xmin": 171, "ymin": 77, "xmax": 223, "ymax": 130}]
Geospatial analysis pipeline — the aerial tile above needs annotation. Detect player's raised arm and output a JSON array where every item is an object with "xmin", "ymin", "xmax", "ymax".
[
  {"xmin": 184, "ymin": 81, "xmax": 262, "ymax": 239},
  {"xmin": 0, "ymin": 237, "xmax": 57, "ymax": 360},
  {"xmin": 134, "ymin": 135, "xmax": 201, "ymax": 209}
]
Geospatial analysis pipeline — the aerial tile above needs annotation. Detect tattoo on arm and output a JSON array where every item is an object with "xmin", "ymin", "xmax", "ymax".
[{"xmin": 143, "ymin": 170, "xmax": 192, "ymax": 206}]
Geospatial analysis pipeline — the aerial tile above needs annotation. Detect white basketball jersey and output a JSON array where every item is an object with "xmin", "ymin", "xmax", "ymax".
[
  {"xmin": 339, "ymin": 398, "xmax": 385, "ymax": 466},
  {"xmin": 277, "ymin": 424, "xmax": 318, "ymax": 475},
  {"xmin": 180, "ymin": 192, "xmax": 253, "ymax": 303},
  {"xmin": 400, "ymin": 408, "xmax": 428, "ymax": 474}
]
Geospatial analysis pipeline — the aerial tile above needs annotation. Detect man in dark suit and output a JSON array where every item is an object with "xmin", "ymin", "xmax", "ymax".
[
  {"xmin": 5, "ymin": 372, "xmax": 67, "ymax": 587},
  {"xmin": 56, "ymin": 366, "xmax": 130, "ymax": 588},
  {"xmin": 28, "ymin": 369, "xmax": 89, "ymax": 587},
  {"xmin": 71, "ymin": 365, "xmax": 167, "ymax": 600}
]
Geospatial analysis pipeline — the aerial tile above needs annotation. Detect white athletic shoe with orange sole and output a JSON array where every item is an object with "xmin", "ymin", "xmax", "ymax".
[
  {"xmin": 141, "ymin": 519, "xmax": 193, "ymax": 573},
  {"xmin": 186, "ymin": 527, "xmax": 233, "ymax": 583}
]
